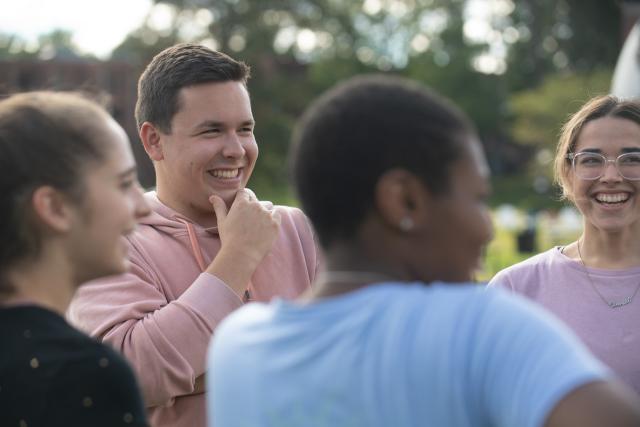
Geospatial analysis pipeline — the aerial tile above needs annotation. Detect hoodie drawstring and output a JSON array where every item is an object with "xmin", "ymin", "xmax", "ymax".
[{"xmin": 177, "ymin": 219, "xmax": 207, "ymax": 271}]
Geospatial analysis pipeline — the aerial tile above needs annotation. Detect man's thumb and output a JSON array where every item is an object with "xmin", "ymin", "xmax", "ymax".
[{"xmin": 209, "ymin": 195, "xmax": 227, "ymax": 224}]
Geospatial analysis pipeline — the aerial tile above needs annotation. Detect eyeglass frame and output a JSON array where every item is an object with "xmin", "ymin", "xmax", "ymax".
[{"xmin": 565, "ymin": 151, "xmax": 640, "ymax": 181}]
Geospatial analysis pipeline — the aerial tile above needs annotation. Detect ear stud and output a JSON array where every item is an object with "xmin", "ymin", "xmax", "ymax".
[{"xmin": 399, "ymin": 217, "xmax": 414, "ymax": 232}]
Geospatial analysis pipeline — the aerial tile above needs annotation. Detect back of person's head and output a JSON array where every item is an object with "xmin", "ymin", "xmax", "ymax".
[
  {"xmin": 0, "ymin": 92, "xmax": 112, "ymax": 294},
  {"xmin": 135, "ymin": 43, "xmax": 251, "ymax": 133},
  {"xmin": 554, "ymin": 95, "xmax": 640, "ymax": 200},
  {"xmin": 291, "ymin": 74, "xmax": 474, "ymax": 249}
]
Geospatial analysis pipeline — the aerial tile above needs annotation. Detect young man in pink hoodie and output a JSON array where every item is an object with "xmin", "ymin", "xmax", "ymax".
[{"xmin": 68, "ymin": 43, "xmax": 321, "ymax": 427}]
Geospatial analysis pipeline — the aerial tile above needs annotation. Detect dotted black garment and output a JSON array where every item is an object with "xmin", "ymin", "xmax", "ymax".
[{"xmin": 0, "ymin": 305, "xmax": 149, "ymax": 427}]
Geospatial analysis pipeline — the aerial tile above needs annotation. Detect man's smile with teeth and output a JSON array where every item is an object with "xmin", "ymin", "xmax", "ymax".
[
  {"xmin": 209, "ymin": 169, "xmax": 240, "ymax": 179},
  {"xmin": 594, "ymin": 192, "xmax": 630, "ymax": 204}
]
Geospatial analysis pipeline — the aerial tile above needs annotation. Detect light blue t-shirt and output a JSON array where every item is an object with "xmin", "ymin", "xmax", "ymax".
[{"xmin": 207, "ymin": 283, "xmax": 609, "ymax": 427}]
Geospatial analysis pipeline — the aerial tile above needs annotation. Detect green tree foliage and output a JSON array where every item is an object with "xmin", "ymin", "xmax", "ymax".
[
  {"xmin": 0, "ymin": 29, "xmax": 86, "ymax": 60},
  {"xmin": 504, "ymin": 0, "xmax": 620, "ymax": 91},
  {"xmin": 510, "ymin": 69, "xmax": 613, "ymax": 151},
  {"xmin": 157, "ymin": 1, "xmax": 619, "ymax": 203},
  {"xmin": 111, "ymin": 0, "xmax": 493, "ymax": 201},
  {"xmin": 0, "ymin": 0, "xmax": 623, "ymax": 207},
  {"xmin": 0, "ymin": 0, "xmax": 613, "ymax": 206},
  {"xmin": 498, "ymin": 69, "xmax": 613, "ymax": 210}
]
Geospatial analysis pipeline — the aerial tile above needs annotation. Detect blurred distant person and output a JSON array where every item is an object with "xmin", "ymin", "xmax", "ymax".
[
  {"xmin": 490, "ymin": 95, "xmax": 640, "ymax": 394},
  {"xmin": 68, "ymin": 43, "xmax": 320, "ymax": 427},
  {"xmin": 0, "ymin": 92, "xmax": 149, "ymax": 427},
  {"xmin": 208, "ymin": 76, "xmax": 640, "ymax": 427}
]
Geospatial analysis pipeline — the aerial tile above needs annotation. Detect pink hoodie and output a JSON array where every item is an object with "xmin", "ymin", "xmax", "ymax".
[{"xmin": 68, "ymin": 192, "xmax": 320, "ymax": 427}]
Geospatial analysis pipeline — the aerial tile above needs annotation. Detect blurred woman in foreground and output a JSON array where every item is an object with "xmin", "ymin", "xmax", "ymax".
[
  {"xmin": 490, "ymin": 96, "xmax": 640, "ymax": 394},
  {"xmin": 0, "ymin": 92, "xmax": 150, "ymax": 426}
]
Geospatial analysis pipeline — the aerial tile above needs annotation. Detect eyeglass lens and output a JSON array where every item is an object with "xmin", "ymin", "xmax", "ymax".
[{"xmin": 574, "ymin": 152, "xmax": 640, "ymax": 180}]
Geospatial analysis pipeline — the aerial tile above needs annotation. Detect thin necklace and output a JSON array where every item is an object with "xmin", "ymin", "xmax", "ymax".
[
  {"xmin": 576, "ymin": 240, "xmax": 640, "ymax": 309},
  {"xmin": 315, "ymin": 271, "xmax": 397, "ymax": 286},
  {"xmin": 310, "ymin": 271, "xmax": 399, "ymax": 300}
]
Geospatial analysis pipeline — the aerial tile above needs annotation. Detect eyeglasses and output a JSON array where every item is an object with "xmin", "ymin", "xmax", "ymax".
[{"xmin": 566, "ymin": 152, "xmax": 640, "ymax": 181}]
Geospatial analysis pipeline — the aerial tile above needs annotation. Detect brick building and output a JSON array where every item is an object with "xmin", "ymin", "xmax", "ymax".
[{"xmin": 0, "ymin": 58, "xmax": 155, "ymax": 187}]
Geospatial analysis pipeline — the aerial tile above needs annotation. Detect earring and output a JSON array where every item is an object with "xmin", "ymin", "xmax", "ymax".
[{"xmin": 399, "ymin": 217, "xmax": 414, "ymax": 232}]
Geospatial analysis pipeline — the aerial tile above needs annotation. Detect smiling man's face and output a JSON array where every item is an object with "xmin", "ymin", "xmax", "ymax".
[{"xmin": 155, "ymin": 81, "xmax": 258, "ymax": 222}]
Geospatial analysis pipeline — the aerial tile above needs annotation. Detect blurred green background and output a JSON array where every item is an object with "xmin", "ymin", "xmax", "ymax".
[
  {"xmin": 1, "ymin": 0, "xmax": 627, "ymax": 279},
  {"xmin": 479, "ymin": 205, "xmax": 582, "ymax": 280}
]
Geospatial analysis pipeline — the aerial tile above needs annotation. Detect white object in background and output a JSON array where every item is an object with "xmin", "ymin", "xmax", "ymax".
[
  {"xmin": 494, "ymin": 204, "xmax": 524, "ymax": 231},
  {"xmin": 612, "ymin": 20, "xmax": 640, "ymax": 99},
  {"xmin": 557, "ymin": 207, "xmax": 583, "ymax": 233}
]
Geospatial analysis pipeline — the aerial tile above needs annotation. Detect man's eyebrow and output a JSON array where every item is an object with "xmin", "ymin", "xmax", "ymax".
[
  {"xmin": 192, "ymin": 119, "xmax": 255, "ymax": 129},
  {"xmin": 194, "ymin": 120, "xmax": 224, "ymax": 129}
]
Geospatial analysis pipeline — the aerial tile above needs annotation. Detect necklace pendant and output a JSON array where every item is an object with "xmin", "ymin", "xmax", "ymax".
[
  {"xmin": 608, "ymin": 297, "xmax": 632, "ymax": 309},
  {"xmin": 576, "ymin": 241, "xmax": 640, "ymax": 309}
]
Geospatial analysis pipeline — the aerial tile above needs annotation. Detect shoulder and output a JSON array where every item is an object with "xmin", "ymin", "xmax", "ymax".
[
  {"xmin": 340, "ymin": 283, "xmax": 495, "ymax": 334},
  {"xmin": 69, "ymin": 341, "xmax": 137, "ymax": 376},
  {"xmin": 476, "ymin": 286, "xmax": 599, "ymax": 358},
  {"xmin": 469, "ymin": 289, "xmax": 610, "ymax": 427},
  {"xmin": 487, "ymin": 247, "xmax": 563, "ymax": 291},
  {"xmin": 17, "ymin": 315, "xmax": 136, "ymax": 379},
  {"xmin": 391, "ymin": 285, "xmax": 606, "ymax": 426},
  {"xmin": 480, "ymin": 286, "xmax": 553, "ymax": 325},
  {"xmin": 402, "ymin": 282, "xmax": 491, "ymax": 311},
  {"xmin": 455, "ymin": 287, "xmax": 608, "ymax": 381},
  {"xmin": 47, "ymin": 343, "xmax": 148, "ymax": 426},
  {"xmin": 215, "ymin": 302, "xmax": 274, "ymax": 338},
  {"xmin": 40, "ymin": 327, "xmax": 138, "ymax": 382},
  {"xmin": 274, "ymin": 205, "xmax": 312, "ymax": 232},
  {"xmin": 1, "ymin": 315, "xmax": 148, "ymax": 427},
  {"xmin": 500, "ymin": 247, "xmax": 561, "ymax": 275},
  {"xmin": 400, "ymin": 284, "xmax": 572, "ymax": 342},
  {"xmin": 208, "ymin": 302, "xmax": 274, "ymax": 363},
  {"xmin": 272, "ymin": 205, "xmax": 319, "ymax": 259}
]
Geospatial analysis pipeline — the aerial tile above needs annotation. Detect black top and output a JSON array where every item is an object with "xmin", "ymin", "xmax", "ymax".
[{"xmin": 0, "ymin": 305, "xmax": 148, "ymax": 427}]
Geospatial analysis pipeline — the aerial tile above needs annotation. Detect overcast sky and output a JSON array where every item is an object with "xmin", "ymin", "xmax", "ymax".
[{"xmin": 1, "ymin": 0, "xmax": 152, "ymax": 58}]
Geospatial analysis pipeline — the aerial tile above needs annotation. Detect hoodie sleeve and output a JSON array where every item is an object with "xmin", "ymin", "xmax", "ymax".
[{"xmin": 68, "ymin": 237, "xmax": 243, "ymax": 408}]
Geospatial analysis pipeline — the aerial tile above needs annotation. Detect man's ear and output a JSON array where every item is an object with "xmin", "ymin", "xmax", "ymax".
[
  {"xmin": 139, "ymin": 122, "xmax": 164, "ymax": 161},
  {"xmin": 31, "ymin": 186, "xmax": 75, "ymax": 233},
  {"xmin": 374, "ymin": 169, "xmax": 430, "ymax": 233}
]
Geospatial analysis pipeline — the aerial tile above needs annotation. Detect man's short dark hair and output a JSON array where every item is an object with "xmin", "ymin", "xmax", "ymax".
[
  {"xmin": 290, "ymin": 74, "xmax": 474, "ymax": 248},
  {"xmin": 135, "ymin": 43, "xmax": 251, "ymax": 133}
]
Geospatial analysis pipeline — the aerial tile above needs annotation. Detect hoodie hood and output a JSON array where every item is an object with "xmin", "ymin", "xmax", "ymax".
[
  {"xmin": 139, "ymin": 191, "xmax": 219, "ymax": 272},
  {"xmin": 141, "ymin": 191, "xmax": 219, "ymax": 236}
]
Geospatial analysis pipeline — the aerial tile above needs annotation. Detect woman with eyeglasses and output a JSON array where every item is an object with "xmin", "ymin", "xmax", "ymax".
[{"xmin": 489, "ymin": 95, "xmax": 640, "ymax": 394}]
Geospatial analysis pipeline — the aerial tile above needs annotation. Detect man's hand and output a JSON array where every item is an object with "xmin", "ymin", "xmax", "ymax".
[{"xmin": 205, "ymin": 189, "xmax": 281, "ymax": 297}]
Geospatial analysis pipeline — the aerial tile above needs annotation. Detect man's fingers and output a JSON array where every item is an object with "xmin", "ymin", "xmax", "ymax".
[
  {"xmin": 243, "ymin": 188, "xmax": 257, "ymax": 201},
  {"xmin": 209, "ymin": 195, "xmax": 228, "ymax": 224},
  {"xmin": 271, "ymin": 210, "xmax": 282, "ymax": 226}
]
